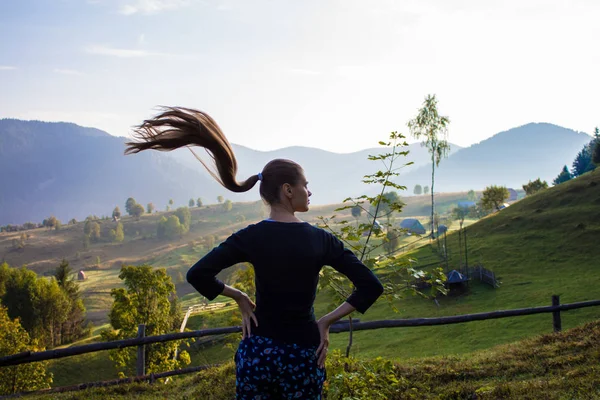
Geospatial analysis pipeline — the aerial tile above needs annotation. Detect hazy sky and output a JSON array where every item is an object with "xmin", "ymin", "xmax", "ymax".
[{"xmin": 1, "ymin": 0, "xmax": 598, "ymax": 152}]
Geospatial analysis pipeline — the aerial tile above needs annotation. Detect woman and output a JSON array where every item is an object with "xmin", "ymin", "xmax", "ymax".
[{"xmin": 125, "ymin": 107, "xmax": 384, "ymax": 399}]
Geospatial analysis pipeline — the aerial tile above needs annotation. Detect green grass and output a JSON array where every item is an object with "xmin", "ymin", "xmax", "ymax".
[
  {"xmin": 30, "ymin": 319, "xmax": 600, "ymax": 399},
  {"xmin": 27, "ymin": 175, "xmax": 600, "ymax": 389},
  {"xmin": 322, "ymin": 171, "xmax": 600, "ymax": 360}
]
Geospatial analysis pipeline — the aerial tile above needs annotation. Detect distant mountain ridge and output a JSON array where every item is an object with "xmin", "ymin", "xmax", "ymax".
[
  {"xmin": 0, "ymin": 119, "xmax": 590, "ymax": 225},
  {"xmin": 392, "ymin": 123, "xmax": 591, "ymax": 193}
]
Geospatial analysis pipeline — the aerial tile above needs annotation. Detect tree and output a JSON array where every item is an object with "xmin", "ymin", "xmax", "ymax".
[
  {"xmin": 1, "ymin": 266, "xmax": 70, "ymax": 348},
  {"xmin": 110, "ymin": 222, "xmax": 125, "ymax": 243},
  {"xmin": 54, "ymin": 261, "xmax": 88, "ymax": 345},
  {"xmin": 0, "ymin": 305, "xmax": 52, "ymax": 395},
  {"xmin": 572, "ymin": 143, "xmax": 595, "ymax": 177},
  {"xmin": 131, "ymin": 203, "xmax": 145, "ymax": 219},
  {"xmin": 351, "ymin": 206, "xmax": 362, "ymax": 227},
  {"xmin": 370, "ymin": 191, "xmax": 402, "ymax": 227},
  {"xmin": 383, "ymin": 229, "xmax": 400, "ymax": 253},
  {"xmin": 169, "ymin": 199, "xmax": 174, "ymax": 206},
  {"xmin": 217, "ymin": 196, "xmax": 224, "ymax": 203},
  {"xmin": 189, "ymin": 198, "xmax": 195, "ymax": 207},
  {"xmin": 42, "ymin": 216, "xmax": 59, "ymax": 229},
  {"xmin": 125, "ymin": 198, "xmax": 137, "ymax": 216},
  {"xmin": 553, "ymin": 165, "xmax": 572, "ymax": 185},
  {"xmin": 222, "ymin": 199, "xmax": 233, "ymax": 212},
  {"xmin": 84, "ymin": 220, "xmax": 101, "ymax": 242},
  {"xmin": 593, "ymin": 140, "xmax": 600, "ymax": 166},
  {"xmin": 157, "ymin": 215, "xmax": 183, "ymax": 239},
  {"xmin": 467, "ymin": 190, "xmax": 477, "ymax": 202},
  {"xmin": 147, "ymin": 202, "xmax": 155, "ymax": 214},
  {"xmin": 413, "ymin": 184, "xmax": 422, "ymax": 195},
  {"xmin": 174, "ymin": 207, "xmax": 191, "ymax": 234},
  {"xmin": 408, "ymin": 94, "xmax": 450, "ymax": 238},
  {"xmin": 101, "ymin": 265, "xmax": 189, "ymax": 376},
  {"xmin": 196, "ymin": 198, "xmax": 203, "ymax": 208},
  {"xmin": 423, "ymin": 185, "xmax": 429, "ymax": 195},
  {"xmin": 317, "ymin": 130, "xmax": 447, "ymax": 358},
  {"xmin": 522, "ymin": 178, "xmax": 548, "ymax": 196},
  {"xmin": 204, "ymin": 235, "xmax": 215, "ymax": 250},
  {"xmin": 481, "ymin": 185, "xmax": 509, "ymax": 212},
  {"xmin": 68, "ymin": 218, "xmax": 77, "ymax": 225},
  {"xmin": 112, "ymin": 206, "xmax": 121, "ymax": 220},
  {"xmin": 232, "ymin": 264, "xmax": 256, "ymax": 299},
  {"xmin": 452, "ymin": 207, "xmax": 469, "ymax": 231}
]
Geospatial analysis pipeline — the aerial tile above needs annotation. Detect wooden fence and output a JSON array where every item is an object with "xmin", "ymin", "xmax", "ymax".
[{"xmin": 2, "ymin": 295, "xmax": 600, "ymax": 398}]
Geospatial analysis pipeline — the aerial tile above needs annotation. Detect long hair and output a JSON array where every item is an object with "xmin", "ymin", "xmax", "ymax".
[{"xmin": 125, "ymin": 107, "xmax": 303, "ymax": 204}]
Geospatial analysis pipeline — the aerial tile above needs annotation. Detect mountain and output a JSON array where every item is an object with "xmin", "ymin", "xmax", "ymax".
[
  {"xmin": 0, "ymin": 119, "xmax": 589, "ymax": 226},
  {"xmin": 0, "ymin": 119, "xmax": 224, "ymax": 225},
  {"xmin": 165, "ymin": 141, "xmax": 462, "ymax": 205},
  {"xmin": 0, "ymin": 119, "xmax": 461, "ymax": 226},
  {"xmin": 393, "ymin": 123, "xmax": 592, "ymax": 193}
]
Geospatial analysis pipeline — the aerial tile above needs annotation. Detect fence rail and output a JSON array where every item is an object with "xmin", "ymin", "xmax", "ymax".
[{"xmin": 2, "ymin": 296, "xmax": 600, "ymax": 369}]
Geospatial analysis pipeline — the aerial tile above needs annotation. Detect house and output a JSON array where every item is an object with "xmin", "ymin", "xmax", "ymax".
[
  {"xmin": 399, "ymin": 218, "xmax": 426, "ymax": 235},
  {"xmin": 437, "ymin": 224, "xmax": 448, "ymax": 235},
  {"xmin": 498, "ymin": 203, "xmax": 510, "ymax": 210}
]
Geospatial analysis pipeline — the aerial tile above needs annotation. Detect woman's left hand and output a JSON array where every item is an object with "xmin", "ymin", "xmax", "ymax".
[
  {"xmin": 316, "ymin": 317, "xmax": 331, "ymax": 368},
  {"xmin": 235, "ymin": 291, "xmax": 258, "ymax": 339}
]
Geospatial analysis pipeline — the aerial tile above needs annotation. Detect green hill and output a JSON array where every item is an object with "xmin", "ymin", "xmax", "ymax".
[{"xmin": 322, "ymin": 170, "xmax": 600, "ymax": 361}]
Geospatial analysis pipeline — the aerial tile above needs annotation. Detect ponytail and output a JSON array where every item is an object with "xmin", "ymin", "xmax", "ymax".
[{"xmin": 125, "ymin": 107, "xmax": 259, "ymax": 193}]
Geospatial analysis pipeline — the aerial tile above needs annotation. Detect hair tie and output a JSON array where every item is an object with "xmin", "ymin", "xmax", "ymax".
[{"xmin": 257, "ymin": 172, "xmax": 263, "ymax": 181}]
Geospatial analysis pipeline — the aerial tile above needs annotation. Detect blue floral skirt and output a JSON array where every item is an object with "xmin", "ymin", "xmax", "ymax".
[{"xmin": 234, "ymin": 335, "xmax": 326, "ymax": 399}]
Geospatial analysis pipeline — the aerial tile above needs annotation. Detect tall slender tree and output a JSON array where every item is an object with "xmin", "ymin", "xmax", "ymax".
[{"xmin": 408, "ymin": 94, "xmax": 450, "ymax": 238}]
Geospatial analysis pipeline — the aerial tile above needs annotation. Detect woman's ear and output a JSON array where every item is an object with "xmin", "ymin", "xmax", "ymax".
[{"xmin": 282, "ymin": 183, "xmax": 293, "ymax": 198}]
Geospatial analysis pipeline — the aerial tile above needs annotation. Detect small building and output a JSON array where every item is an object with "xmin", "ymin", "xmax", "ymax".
[
  {"xmin": 78, "ymin": 270, "xmax": 86, "ymax": 281},
  {"xmin": 498, "ymin": 203, "xmax": 510, "ymax": 210},
  {"xmin": 507, "ymin": 188, "xmax": 518, "ymax": 202},
  {"xmin": 446, "ymin": 269, "xmax": 469, "ymax": 294},
  {"xmin": 362, "ymin": 220, "xmax": 384, "ymax": 236},
  {"xmin": 399, "ymin": 218, "xmax": 426, "ymax": 235},
  {"xmin": 437, "ymin": 224, "xmax": 448, "ymax": 235}
]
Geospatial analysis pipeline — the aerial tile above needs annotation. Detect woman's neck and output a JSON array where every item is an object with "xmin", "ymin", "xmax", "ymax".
[{"xmin": 268, "ymin": 205, "xmax": 302, "ymax": 223}]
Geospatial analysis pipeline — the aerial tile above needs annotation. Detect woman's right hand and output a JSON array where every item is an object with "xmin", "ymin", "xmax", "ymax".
[{"xmin": 235, "ymin": 291, "xmax": 258, "ymax": 339}]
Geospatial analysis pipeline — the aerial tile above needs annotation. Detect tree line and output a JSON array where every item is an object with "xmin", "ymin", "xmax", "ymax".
[{"xmin": 553, "ymin": 127, "xmax": 600, "ymax": 185}]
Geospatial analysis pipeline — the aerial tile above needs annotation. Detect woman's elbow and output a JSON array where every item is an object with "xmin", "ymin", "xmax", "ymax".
[
  {"xmin": 186, "ymin": 267, "xmax": 196, "ymax": 285},
  {"xmin": 374, "ymin": 280, "xmax": 384, "ymax": 298}
]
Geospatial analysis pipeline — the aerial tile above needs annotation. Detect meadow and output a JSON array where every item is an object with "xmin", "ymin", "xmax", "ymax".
[{"xmin": 2, "ymin": 173, "xmax": 599, "ymax": 390}]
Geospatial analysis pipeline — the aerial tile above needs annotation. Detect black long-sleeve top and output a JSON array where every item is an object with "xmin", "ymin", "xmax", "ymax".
[{"xmin": 186, "ymin": 220, "xmax": 384, "ymax": 346}]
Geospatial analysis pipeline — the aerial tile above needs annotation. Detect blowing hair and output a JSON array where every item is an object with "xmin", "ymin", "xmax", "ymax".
[{"xmin": 125, "ymin": 107, "xmax": 303, "ymax": 205}]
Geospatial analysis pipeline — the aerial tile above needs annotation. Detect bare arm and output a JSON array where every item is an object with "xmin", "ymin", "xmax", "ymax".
[
  {"xmin": 315, "ymin": 302, "xmax": 356, "ymax": 368},
  {"xmin": 221, "ymin": 285, "xmax": 258, "ymax": 339}
]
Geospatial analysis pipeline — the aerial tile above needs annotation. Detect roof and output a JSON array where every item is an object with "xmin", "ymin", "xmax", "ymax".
[
  {"xmin": 399, "ymin": 219, "xmax": 426, "ymax": 234},
  {"xmin": 446, "ymin": 269, "xmax": 469, "ymax": 283},
  {"xmin": 437, "ymin": 225, "xmax": 448, "ymax": 234}
]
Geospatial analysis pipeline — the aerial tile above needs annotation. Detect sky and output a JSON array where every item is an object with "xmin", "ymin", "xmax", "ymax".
[{"xmin": 1, "ymin": 0, "xmax": 599, "ymax": 153}]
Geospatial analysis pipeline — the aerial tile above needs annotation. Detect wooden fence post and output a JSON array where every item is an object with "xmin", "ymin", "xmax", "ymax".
[
  {"xmin": 552, "ymin": 295, "xmax": 561, "ymax": 332},
  {"xmin": 137, "ymin": 324, "xmax": 146, "ymax": 377}
]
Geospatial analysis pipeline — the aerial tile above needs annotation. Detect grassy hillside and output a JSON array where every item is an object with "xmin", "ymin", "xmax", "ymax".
[
  {"xmin": 8, "ymin": 175, "xmax": 600, "ymax": 388},
  {"xmin": 323, "ymin": 170, "xmax": 600, "ymax": 361},
  {"xmin": 32, "ymin": 319, "xmax": 600, "ymax": 399},
  {"xmin": 168, "ymin": 171, "xmax": 600, "ymax": 366}
]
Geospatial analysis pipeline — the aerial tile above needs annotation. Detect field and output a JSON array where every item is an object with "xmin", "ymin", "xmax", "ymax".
[{"xmin": 2, "ymin": 174, "xmax": 599, "ymax": 389}]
